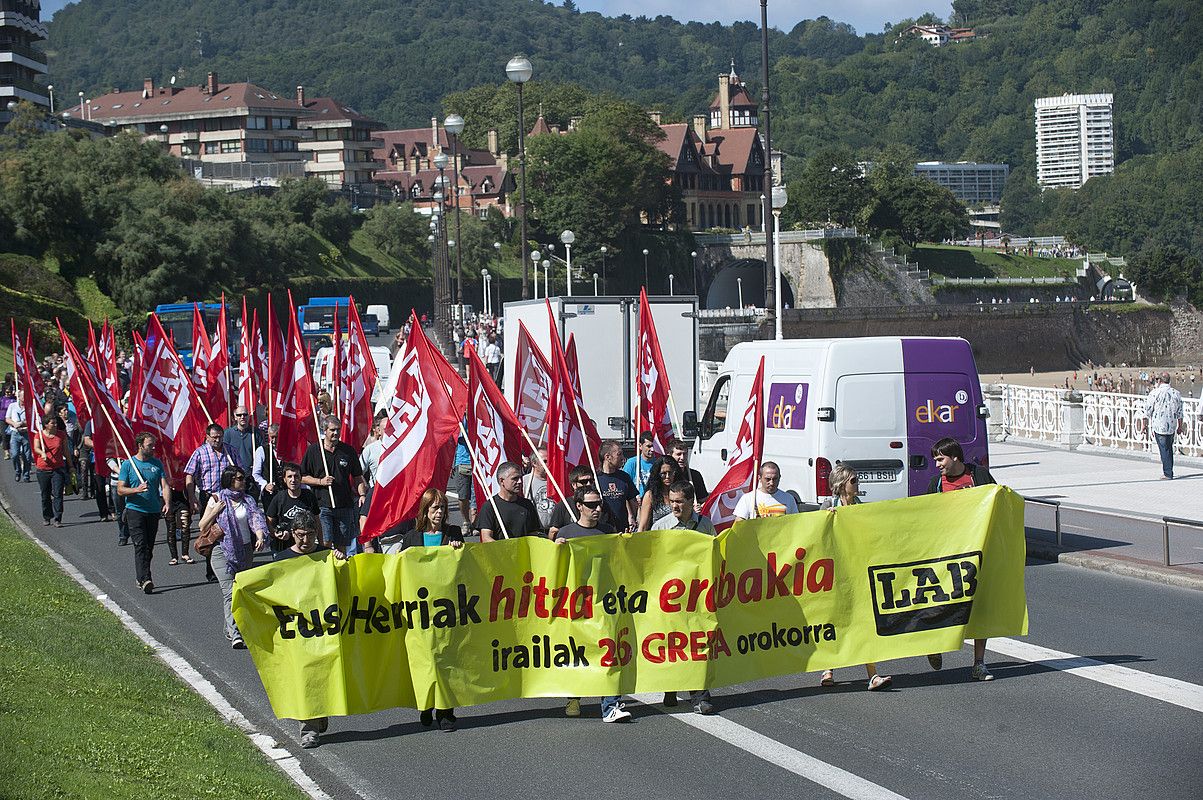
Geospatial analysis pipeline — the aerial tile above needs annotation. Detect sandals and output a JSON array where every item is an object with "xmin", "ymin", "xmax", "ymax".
[
  {"xmin": 168, "ymin": 558, "xmax": 179, "ymax": 566},
  {"xmin": 182, "ymin": 555, "xmax": 195, "ymax": 564},
  {"xmin": 868, "ymin": 674, "xmax": 893, "ymax": 691},
  {"xmin": 820, "ymin": 670, "xmax": 835, "ymax": 687}
]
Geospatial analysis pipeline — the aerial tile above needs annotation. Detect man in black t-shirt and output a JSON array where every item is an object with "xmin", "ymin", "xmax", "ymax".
[
  {"xmin": 597, "ymin": 440, "xmax": 639, "ymax": 532},
  {"xmin": 671, "ymin": 439, "xmax": 709, "ymax": 504},
  {"xmin": 301, "ymin": 416, "xmax": 366, "ymax": 557},
  {"xmin": 477, "ymin": 461, "xmax": 542, "ymax": 542},
  {"xmin": 265, "ymin": 462, "xmax": 320, "ymax": 554}
]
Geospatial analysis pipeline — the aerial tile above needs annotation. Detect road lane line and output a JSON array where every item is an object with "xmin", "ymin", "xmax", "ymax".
[
  {"xmin": 0, "ymin": 492, "xmax": 333, "ymax": 800},
  {"xmin": 985, "ymin": 638, "xmax": 1203, "ymax": 713},
  {"xmin": 630, "ymin": 693, "xmax": 911, "ymax": 800}
]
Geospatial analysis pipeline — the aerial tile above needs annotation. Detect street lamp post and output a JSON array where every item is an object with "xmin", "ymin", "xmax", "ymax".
[
  {"xmin": 560, "ymin": 230, "xmax": 575, "ymax": 296},
  {"xmin": 760, "ymin": 0, "xmax": 777, "ymax": 333},
  {"xmin": 771, "ymin": 184, "xmax": 788, "ymax": 340},
  {"xmin": 506, "ymin": 55, "xmax": 533, "ymax": 299},
  {"xmin": 600, "ymin": 245, "xmax": 608, "ymax": 294},
  {"xmin": 481, "ymin": 269, "xmax": 490, "ymax": 317},
  {"xmin": 690, "ymin": 250, "xmax": 699, "ymax": 297},
  {"xmin": 530, "ymin": 250, "xmax": 541, "ymax": 300},
  {"xmin": 592, "ymin": 273, "xmax": 599, "ymax": 295},
  {"xmin": 541, "ymin": 259, "xmax": 550, "ymax": 297},
  {"xmin": 46, "ymin": 84, "xmax": 53, "ymax": 114},
  {"xmin": 737, "ymin": 277, "xmax": 744, "ymax": 310},
  {"xmin": 668, "ymin": 273, "xmax": 675, "ymax": 295},
  {"xmin": 444, "ymin": 113, "xmax": 466, "ymax": 325},
  {"xmin": 642, "ymin": 248, "xmax": 649, "ymax": 289},
  {"xmin": 428, "ymin": 233, "xmax": 438, "ymax": 320}
]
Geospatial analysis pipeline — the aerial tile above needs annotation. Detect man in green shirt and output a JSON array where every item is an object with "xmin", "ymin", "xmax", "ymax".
[{"xmin": 116, "ymin": 433, "xmax": 170, "ymax": 594}]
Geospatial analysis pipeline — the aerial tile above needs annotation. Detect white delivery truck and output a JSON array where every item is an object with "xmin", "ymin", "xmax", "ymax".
[
  {"xmin": 503, "ymin": 296, "xmax": 699, "ymax": 442},
  {"xmin": 685, "ymin": 337, "xmax": 989, "ymax": 507},
  {"xmin": 365, "ymin": 304, "xmax": 390, "ymax": 334}
]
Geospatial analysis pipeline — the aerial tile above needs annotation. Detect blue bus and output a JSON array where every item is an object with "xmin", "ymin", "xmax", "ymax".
[
  {"xmin": 297, "ymin": 296, "xmax": 351, "ymax": 340},
  {"xmin": 152, "ymin": 303, "xmax": 229, "ymax": 369}
]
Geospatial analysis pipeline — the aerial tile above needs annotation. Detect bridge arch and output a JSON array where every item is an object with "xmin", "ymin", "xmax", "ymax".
[{"xmin": 704, "ymin": 258, "xmax": 795, "ymax": 310}]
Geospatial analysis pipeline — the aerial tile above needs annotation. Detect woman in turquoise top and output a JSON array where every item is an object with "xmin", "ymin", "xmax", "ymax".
[{"xmin": 398, "ymin": 488, "xmax": 463, "ymax": 731}]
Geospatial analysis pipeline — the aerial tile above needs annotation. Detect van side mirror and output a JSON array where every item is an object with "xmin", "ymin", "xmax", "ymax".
[{"xmin": 682, "ymin": 410, "xmax": 699, "ymax": 440}]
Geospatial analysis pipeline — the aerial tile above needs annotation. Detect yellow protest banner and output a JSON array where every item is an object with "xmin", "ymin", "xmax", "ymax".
[{"xmin": 233, "ymin": 485, "xmax": 1028, "ymax": 720}]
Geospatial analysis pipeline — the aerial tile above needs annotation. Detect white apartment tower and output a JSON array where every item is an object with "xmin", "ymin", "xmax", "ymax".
[{"xmin": 1034, "ymin": 93, "xmax": 1115, "ymax": 190}]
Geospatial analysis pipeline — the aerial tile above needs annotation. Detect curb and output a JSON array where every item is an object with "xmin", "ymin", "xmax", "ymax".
[
  {"xmin": 0, "ymin": 482, "xmax": 333, "ymax": 800},
  {"xmin": 1026, "ymin": 537, "xmax": 1203, "ymax": 592}
]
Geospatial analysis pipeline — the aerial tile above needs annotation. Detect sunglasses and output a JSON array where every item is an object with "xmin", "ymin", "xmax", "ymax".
[{"xmin": 578, "ymin": 500, "xmax": 603, "ymax": 509}]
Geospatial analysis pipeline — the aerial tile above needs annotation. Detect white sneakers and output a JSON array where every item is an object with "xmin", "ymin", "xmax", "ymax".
[{"xmin": 602, "ymin": 703, "xmax": 632, "ymax": 723}]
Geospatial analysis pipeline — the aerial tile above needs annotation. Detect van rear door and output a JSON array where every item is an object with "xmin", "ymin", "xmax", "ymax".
[
  {"xmin": 901, "ymin": 339, "xmax": 987, "ymax": 496},
  {"xmin": 832, "ymin": 373, "xmax": 908, "ymax": 502}
]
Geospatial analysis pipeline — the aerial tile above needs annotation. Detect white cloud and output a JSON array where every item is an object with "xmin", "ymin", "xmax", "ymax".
[{"xmin": 575, "ymin": 0, "xmax": 953, "ymax": 35}]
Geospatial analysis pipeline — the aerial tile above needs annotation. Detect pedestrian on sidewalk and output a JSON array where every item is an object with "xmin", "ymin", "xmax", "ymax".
[
  {"xmin": 1140, "ymin": 372, "xmax": 1184, "ymax": 480},
  {"xmin": 32, "ymin": 413, "xmax": 71, "ymax": 527},
  {"xmin": 925, "ymin": 437, "xmax": 997, "ymax": 682},
  {"xmin": 116, "ymin": 433, "xmax": 170, "ymax": 594}
]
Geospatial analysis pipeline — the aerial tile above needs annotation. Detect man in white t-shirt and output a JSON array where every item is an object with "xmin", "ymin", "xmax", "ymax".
[
  {"xmin": 733, "ymin": 462, "xmax": 798, "ymax": 520},
  {"xmin": 484, "ymin": 335, "xmax": 503, "ymax": 385}
]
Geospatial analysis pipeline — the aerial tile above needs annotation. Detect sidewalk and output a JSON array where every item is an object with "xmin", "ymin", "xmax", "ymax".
[{"xmin": 990, "ymin": 439, "xmax": 1203, "ymax": 588}]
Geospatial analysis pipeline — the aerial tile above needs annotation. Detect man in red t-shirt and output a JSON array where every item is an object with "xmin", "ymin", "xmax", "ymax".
[
  {"xmin": 32, "ymin": 413, "xmax": 72, "ymax": 527},
  {"xmin": 925, "ymin": 436, "xmax": 997, "ymax": 682}
]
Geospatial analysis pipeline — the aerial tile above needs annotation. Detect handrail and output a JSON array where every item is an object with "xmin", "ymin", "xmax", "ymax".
[
  {"xmin": 1023, "ymin": 496, "xmax": 1062, "ymax": 546},
  {"xmin": 1162, "ymin": 516, "xmax": 1203, "ymax": 567}
]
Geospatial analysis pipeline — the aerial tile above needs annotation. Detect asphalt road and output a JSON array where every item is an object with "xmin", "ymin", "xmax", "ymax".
[{"xmin": 4, "ymin": 465, "xmax": 1201, "ymax": 800}]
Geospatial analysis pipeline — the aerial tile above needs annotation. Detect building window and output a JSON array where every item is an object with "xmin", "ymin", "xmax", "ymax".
[
  {"xmin": 275, "ymin": 139, "xmax": 298, "ymax": 152},
  {"xmin": 246, "ymin": 138, "xmax": 269, "ymax": 153},
  {"xmin": 247, "ymin": 115, "xmax": 268, "ymax": 130},
  {"xmin": 271, "ymin": 117, "xmax": 296, "ymax": 130},
  {"xmin": 220, "ymin": 140, "xmax": 242, "ymax": 154},
  {"xmin": 748, "ymin": 204, "xmax": 757, "ymax": 228}
]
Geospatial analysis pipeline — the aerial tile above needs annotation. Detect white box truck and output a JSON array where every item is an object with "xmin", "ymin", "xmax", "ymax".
[
  {"xmin": 503, "ymin": 296, "xmax": 699, "ymax": 442},
  {"xmin": 686, "ymin": 337, "xmax": 990, "ymax": 507}
]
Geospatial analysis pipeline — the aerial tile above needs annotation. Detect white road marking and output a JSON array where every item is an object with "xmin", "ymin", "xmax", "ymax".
[
  {"xmin": 0, "ymin": 494, "xmax": 332, "ymax": 800},
  {"xmin": 985, "ymin": 638, "xmax": 1203, "ymax": 713},
  {"xmin": 631, "ymin": 693, "xmax": 911, "ymax": 800}
]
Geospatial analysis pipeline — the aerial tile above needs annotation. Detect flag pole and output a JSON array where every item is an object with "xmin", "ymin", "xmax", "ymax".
[
  {"xmin": 567, "ymin": 394, "xmax": 601, "ymax": 492},
  {"xmin": 516, "ymin": 424, "xmax": 575, "ymax": 517},
  {"xmin": 307, "ymin": 388, "xmax": 337, "ymax": 507}
]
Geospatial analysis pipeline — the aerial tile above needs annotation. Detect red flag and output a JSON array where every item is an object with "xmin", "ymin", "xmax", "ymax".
[
  {"xmin": 637, "ymin": 288, "xmax": 675, "ymax": 453},
  {"xmin": 339, "ymin": 300, "xmax": 379, "ymax": 450},
  {"xmin": 85, "ymin": 319, "xmax": 98, "ymax": 366},
  {"xmin": 265, "ymin": 299, "xmax": 287, "ymax": 422},
  {"xmin": 206, "ymin": 296, "xmax": 231, "ymax": 426},
  {"xmin": 564, "ymin": 333, "xmax": 585, "ymax": 405},
  {"xmin": 512, "ymin": 320, "xmax": 554, "ymax": 445},
  {"xmin": 191, "ymin": 304, "xmax": 213, "ymax": 390},
  {"xmin": 61, "ymin": 333, "xmax": 94, "ymax": 431},
  {"xmin": 273, "ymin": 292, "xmax": 319, "ymax": 464},
  {"xmin": 128, "ymin": 330, "xmax": 146, "ymax": 412},
  {"xmin": 11, "ymin": 322, "xmax": 44, "ymax": 443},
  {"xmin": 465, "ymin": 346, "xmax": 525, "ymax": 514},
  {"xmin": 131, "ymin": 315, "xmax": 210, "ymax": 489},
  {"xmin": 359, "ymin": 312, "xmax": 466, "ymax": 542},
  {"xmin": 237, "ymin": 298, "xmax": 257, "ymax": 414},
  {"xmin": 543, "ymin": 300, "xmax": 601, "ymax": 499},
  {"xmin": 699, "ymin": 356, "xmax": 765, "ymax": 532},
  {"xmin": 98, "ymin": 319, "xmax": 120, "ymax": 400},
  {"xmin": 59, "ymin": 321, "xmax": 135, "ymax": 477}
]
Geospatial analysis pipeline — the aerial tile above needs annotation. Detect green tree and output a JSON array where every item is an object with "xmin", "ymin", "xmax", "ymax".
[
  {"xmin": 360, "ymin": 202, "xmax": 431, "ymax": 264},
  {"xmin": 1128, "ymin": 244, "xmax": 1203, "ymax": 305},
  {"xmin": 272, "ymin": 177, "xmax": 329, "ymax": 226},
  {"xmin": 867, "ymin": 174, "xmax": 970, "ymax": 247},
  {"xmin": 312, "ymin": 199, "xmax": 356, "ymax": 247},
  {"xmin": 781, "ymin": 147, "xmax": 869, "ymax": 229}
]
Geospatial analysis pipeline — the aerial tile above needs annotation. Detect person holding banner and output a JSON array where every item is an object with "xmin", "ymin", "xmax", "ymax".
[
  {"xmin": 548, "ymin": 467, "xmax": 613, "ymax": 538},
  {"xmin": 477, "ymin": 461, "xmax": 542, "ymax": 543},
  {"xmin": 733, "ymin": 462, "xmax": 798, "ymax": 520},
  {"xmin": 819, "ymin": 464, "xmax": 893, "ymax": 692},
  {"xmin": 186, "ymin": 424, "xmax": 243, "ymax": 582},
  {"xmin": 266, "ymin": 462, "xmax": 320, "ymax": 556},
  {"xmin": 199, "ymin": 467, "xmax": 268, "ymax": 649},
  {"xmin": 926, "ymin": 437, "xmax": 997, "ymax": 682},
  {"xmin": 33, "ymin": 413, "xmax": 71, "ymax": 527},
  {"xmin": 553, "ymin": 485, "xmax": 630, "ymax": 723},
  {"xmin": 301, "ymin": 416, "xmax": 366, "ymax": 558},
  {"xmin": 636, "ymin": 456, "xmax": 682, "ymax": 532},
  {"xmin": 116, "ymin": 433, "xmax": 170, "ymax": 595},
  {"xmin": 521, "ymin": 445, "xmax": 556, "ymax": 531}
]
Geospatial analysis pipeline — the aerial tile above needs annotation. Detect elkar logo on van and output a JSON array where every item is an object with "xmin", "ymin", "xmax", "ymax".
[
  {"xmin": 867, "ymin": 551, "xmax": 981, "ymax": 636},
  {"xmin": 767, "ymin": 382, "xmax": 808, "ymax": 430},
  {"xmin": 914, "ymin": 391, "xmax": 968, "ymax": 424}
]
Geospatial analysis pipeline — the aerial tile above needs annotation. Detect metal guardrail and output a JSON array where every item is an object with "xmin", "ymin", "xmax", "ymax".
[
  {"xmin": 1023, "ymin": 496, "xmax": 1062, "ymax": 547},
  {"xmin": 1162, "ymin": 516, "xmax": 1203, "ymax": 567}
]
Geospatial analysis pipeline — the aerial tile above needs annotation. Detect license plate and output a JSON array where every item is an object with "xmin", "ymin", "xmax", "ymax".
[{"xmin": 857, "ymin": 470, "xmax": 898, "ymax": 483}]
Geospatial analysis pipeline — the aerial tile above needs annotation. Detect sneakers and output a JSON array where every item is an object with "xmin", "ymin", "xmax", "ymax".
[
  {"xmin": 142, "ymin": 580, "xmax": 154, "ymax": 594},
  {"xmin": 438, "ymin": 716, "xmax": 457, "ymax": 732},
  {"xmin": 300, "ymin": 730, "xmax": 320, "ymax": 749},
  {"xmin": 971, "ymin": 663, "xmax": 994, "ymax": 682},
  {"xmin": 927, "ymin": 653, "xmax": 943, "ymax": 671},
  {"xmin": 231, "ymin": 638, "xmax": 247, "ymax": 650},
  {"xmin": 564, "ymin": 698, "xmax": 581, "ymax": 718},
  {"xmin": 693, "ymin": 700, "xmax": 715, "ymax": 715},
  {"xmin": 602, "ymin": 704, "xmax": 632, "ymax": 723},
  {"xmin": 663, "ymin": 691, "xmax": 678, "ymax": 707},
  {"xmin": 118, "ymin": 539, "xmax": 129, "ymax": 546}
]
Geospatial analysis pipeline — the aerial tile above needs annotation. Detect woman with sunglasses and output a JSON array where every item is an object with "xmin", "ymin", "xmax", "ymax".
[
  {"xmin": 636, "ymin": 456, "xmax": 681, "ymax": 532},
  {"xmin": 198, "ymin": 466, "xmax": 268, "ymax": 649},
  {"xmin": 819, "ymin": 464, "xmax": 893, "ymax": 691},
  {"xmin": 398, "ymin": 488, "xmax": 463, "ymax": 731}
]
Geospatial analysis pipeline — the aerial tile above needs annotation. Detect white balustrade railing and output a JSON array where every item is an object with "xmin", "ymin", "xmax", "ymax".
[{"xmin": 997, "ymin": 384, "xmax": 1203, "ymax": 458}]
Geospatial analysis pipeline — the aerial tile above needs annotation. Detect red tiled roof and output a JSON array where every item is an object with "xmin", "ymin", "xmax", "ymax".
[
  {"xmin": 66, "ymin": 81, "xmax": 309, "ymax": 121},
  {"xmin": 707, "ymin": 127, "xmax": 762, "ymax": 172},
  {"xmin": 709, "ymin": 83, "xmax": 758, "ymax": 110},
  {"xmin": 374, "ymin": 127, "xmax": 496, "ymax": 168},
  {"xmin": 656, "ymin": 123, "xmax": 691, "ymax": 169},
  {"xmin": 529, "ymin": 115, "xmax": 555, "ymax": 136},
  {"xmin": 373, "ymin": 164, "xmax": 510, "ymax": 197},
  {"xmin": 300, "ymin": 96, "xmax": 383, "ymax": 128}
]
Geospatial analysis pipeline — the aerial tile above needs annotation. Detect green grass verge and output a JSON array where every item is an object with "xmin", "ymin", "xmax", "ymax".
[
  {"xmin": 913, "ymin": 244, "xmax": 1079, "ymax": 279},
  {"xmin": 72, "ymin": 275, "xmax": 121, "ymax": 322},
  {"xmin": 0, "ymin": 516, "xmax": 308, "ymax": 800}
]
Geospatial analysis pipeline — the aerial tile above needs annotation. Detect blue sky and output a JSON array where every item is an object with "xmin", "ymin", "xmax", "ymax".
[{"xmin": 40, "ymin": 1, "xmax": 950, "ymax": 35}]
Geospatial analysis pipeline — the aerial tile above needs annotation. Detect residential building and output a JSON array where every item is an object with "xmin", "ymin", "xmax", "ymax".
[
  {"xmin": 372, "ymin": 119, "xmax": 512, "ymax": 218},
  {"xmin": 1034, "ymin": 93, "xmax": 1115, "ymax": 190},
  {"xmin": 63, "ymin": 73, "xmax": 313, "ymax": 176},
  {"xmin": 914, "ymin": 161, "xmax": 1009, "ymax": 204},
  {"xmin": 655, "ymin": 63, "xmax": 769, "ymax": 231},
  {"xmin": 1, "ymin": 0, "xmax": 49, "ymax": 108},
  {"xmin": 296, "ymin": 88, "xmax": 385, "ymax": 190},
  {"xmin": 901, "ymin": 24, "xmax": 976, "ymax": 46}
]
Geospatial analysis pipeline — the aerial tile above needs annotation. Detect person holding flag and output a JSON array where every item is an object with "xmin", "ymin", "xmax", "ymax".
[
  {"xmin": 116, "ymin": 433, "xmax": 170, "ymax": 594},
  {"xmin": 33, "ymin": 412, "xmax": 72, "ymax": 527},
  {"xmin": 732, "ymin": 462, "xmax": 798, "ymax": 520},
  {"xmin": 699, "ymin": 357, "xmax": 766, "ymax": 532},
  {"xmin": 301, "ymin": 416, "xmax": 366, "ymax": 558}
]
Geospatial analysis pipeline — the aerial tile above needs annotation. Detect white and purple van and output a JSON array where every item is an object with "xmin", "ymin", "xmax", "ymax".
[{"xmin": 689, "ymin": 337, "xmax": 989, "ymax": 506}]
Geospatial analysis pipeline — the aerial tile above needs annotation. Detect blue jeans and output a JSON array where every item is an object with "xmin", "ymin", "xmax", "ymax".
[
  {"xmin": 600, "ymin": 696, "xmax": 623, "ymax": 716},
  {"xmin": 1154, "ymin": 432, "xmax": 1175, "ymax": 479},
  {"xmin": 9, "ymin": 430, "xmax": 31, "ymax": 479},
  {"xmin": 320, "ymin": 506, "xmax": 359, "ymax": 555},
  {"xmin": 36, "ymin": 467, "xmax": 66, "ymax": 522}
]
